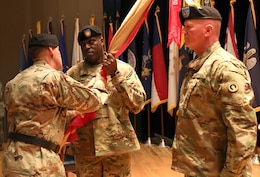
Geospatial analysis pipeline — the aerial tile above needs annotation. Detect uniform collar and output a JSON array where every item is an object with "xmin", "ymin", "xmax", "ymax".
[
  {"xmin": 187, "ymin": 41, "xmax": 221, "ymax": 71},
  {"xmin": 79, "ymin": 61, "xmax": 102, "ymax": 77},
  {"xmin": 34, "ymin": 60, "xmax": 53, "ymax": 69}
]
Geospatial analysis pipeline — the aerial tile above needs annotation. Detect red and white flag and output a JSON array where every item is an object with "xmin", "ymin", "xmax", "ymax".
[
  {"xmin": 167, "ymin": 0, "xmax": 182, "ymax": 116},
  {"xmin": 224, "ymin": 6, "xmax": 239, "ymax": 58},
  {"xmin": 72, "ymin": 17, "xmax": 83, "ymax": 66},
  {"xmin": 151, "ymin": 8, "xmax": 168, "ymax": 113}
]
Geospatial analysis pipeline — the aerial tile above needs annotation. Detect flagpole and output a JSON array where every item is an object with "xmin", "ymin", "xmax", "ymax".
[
  {"xmin": 247, "ymin": 0, "xmax": 260, "ymax": 165},
  {"xmin": 36, "ymin": 20, "xmax": 41, "ymax": 34},
  {"xmin": 211, "ymin": 0, "xmax": 215, "ymax": 7},
  {"xmin": 230, "ymin": 0, "xmax": 236, "ymax": 25},
  {"xmin": 159, "ymin": 104, "xmax": 165, "ymax": 147},
  {"xmin": 22, "ymin": 34, "xmax": 27, "ymax": 62},
  {"xmin": 103, "ymin": 12, "xmax": 108, "ymax": 52},
  {"xmin": 107, "ymin": 16, "xmax": 114, "ymax": 49},
  {"xmin": 47, "ymin": 17, "xmax": 52, "ymax": 34},
  {"xmin": 89, "ymin": 14, "xmax": 95, "ymax": 25},
  {"xmin": 145, "ymin": 104, "xmax": 152, "ymax": 145},
  {"xmin": 115, "ymin": 10, "xmax": 120, "ymax": 31},
  {"xmin": 133, "ymin": 114, "xmax": 137, "ymax": 131},
  {"xmin": 19, "ymin": 34, "xmax": 27, "ymax": 71},
  {"xmin": 249, "ymin": 0, "xmax": 257, "ymax": 29},
  {"xmin": 252, "ymin": 125, "xmax": 260, "ymax": 164},
  {"xmin": 27, "ymin": 29, "xmax": 34, "ymax": 68},
  {"xmin": 243, "ymin": 0, "xmax": 260, "ymax": 165}
]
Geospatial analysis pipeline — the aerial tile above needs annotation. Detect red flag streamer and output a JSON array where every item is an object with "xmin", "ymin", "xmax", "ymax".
[
  {"xmin": 64, "ymin": 112, "xmax": 95, "ymax": 142},
  {"xmin": 59, "ymin": 112, "xmax": 95, "ymax": 153},
  {"xmin": 59, "ymin": 68, "xmax": 107, "ymax": 151},
  {"xmin": 108, "ymin": 0, "xmax": 154, "ymax": 58}
]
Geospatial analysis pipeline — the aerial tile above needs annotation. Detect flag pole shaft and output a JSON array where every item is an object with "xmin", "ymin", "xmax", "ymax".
[
  {"xmin": 160, "ymin": 104, "xmax": 165, "ymax": 147},
  {"xmin": 147, "ymin": 104, "xmax": 151, "ymax": 138},
  {"xmin": 252, "ymin": 124, "xmax": 260, "ymax": 164},
  {"xmin": 160, "ymin": 105, "xmax": 164, "ymax": 140},
  {"xmin": 134, "ymin": 114, "xmax": 137, "ymax": 131},
  {"xmin": 146, "ymin": 104, "xmax": 151, "ymax": 145}
]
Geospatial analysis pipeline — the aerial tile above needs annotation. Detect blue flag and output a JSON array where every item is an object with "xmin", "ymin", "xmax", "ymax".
[
  {"xmin": 27, "ymin": 29, "xmax": 34, "ymax": 68},
  {"xmin": 118, "ymin": 53, "xmax": 126, "ymax": 62},
  {"xmin": 60, "ymin": 18, "xmax": 69, "ymax": 72},
  {"xmin": 19, "ymin": 36, "xmax": 27, "ymax": 71},
  {"xmin": 47, "ymin": 18, "xmax": 53, "ymax": 34},
  {"xmin": 127, "ymin": 37, "xmax": 141, "ymax": 74},
  {"xmin": 243, "ymin": 4, "xmax": 260, "ymax": 111},
  {"xmin": 141, "ymin": 21, "xmax": 152, "ymax": 104}
]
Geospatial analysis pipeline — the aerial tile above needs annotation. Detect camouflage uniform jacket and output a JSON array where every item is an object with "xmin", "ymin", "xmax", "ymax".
[
  {"xmin": 172, "ymin": 42, "xmax": 257, "ymax": 177},
  {"xmin": 66, "ymin": 59, "xmax": 146, "ymax": 156},
  {"xmin": 3, "ymin": 61, "xmax": 106, "ymax": 176}
]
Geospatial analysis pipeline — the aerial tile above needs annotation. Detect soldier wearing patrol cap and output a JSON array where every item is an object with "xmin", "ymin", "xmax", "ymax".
[
  {"xmin": 172, "ymin": 6, "xmax": 257, "ymax": 177},
  {"xmin": 66, "ymin": 25, "xmax": 146, "ymax": 177},
  {"xmin": 3, "ymin": 33, "xmax": 107, "ymax": 176}
]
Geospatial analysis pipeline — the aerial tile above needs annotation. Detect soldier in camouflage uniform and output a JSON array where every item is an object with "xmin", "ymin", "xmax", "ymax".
[
  {"xmin": 3, "ymin": 34, "xmax": 107, "ymax": 177},
  {"xmin": 66, "ymin": 25, "xmax": 146, "ymax": 177},
  {"xmin": 171, "ymin": 6, "xmax": 257, "ymax": 177}
]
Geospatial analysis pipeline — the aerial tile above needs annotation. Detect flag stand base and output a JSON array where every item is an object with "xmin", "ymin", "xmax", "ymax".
[
  {"xmin": 159, "ymin": 139, "xmax": 165, "ymax": 147},
  {"xmin": 145, "ymin": 137, "xmax": 152, "ymax": 145}
]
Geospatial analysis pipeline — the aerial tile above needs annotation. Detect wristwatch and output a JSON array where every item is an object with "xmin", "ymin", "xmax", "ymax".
[{"xmin": 111, "ymin": 69, "xmax": 120, "ymax": 78}]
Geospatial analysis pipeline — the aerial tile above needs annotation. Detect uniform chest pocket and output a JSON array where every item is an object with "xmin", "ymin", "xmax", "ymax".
[{"xmin": 180, "ymin": 76, "xmax": 209, "ymax": 118}]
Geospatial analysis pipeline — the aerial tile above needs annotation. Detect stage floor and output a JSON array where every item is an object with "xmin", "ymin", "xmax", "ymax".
[{"xmin": 0, "ymin": 144, "xmax": 260, "ymax": 177}]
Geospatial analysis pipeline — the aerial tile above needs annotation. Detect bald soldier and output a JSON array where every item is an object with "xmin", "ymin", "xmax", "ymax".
[{"xmin": 171, "ymin": 6, "xmax": 257, "ymax": 177}]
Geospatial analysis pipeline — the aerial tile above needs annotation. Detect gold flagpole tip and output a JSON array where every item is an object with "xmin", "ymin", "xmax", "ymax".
[
  {"xmin": 109, "ymin": 16, "xmax": 113, "ymax": 22},
  {"xmin": 230, "ymin": 0, "xmax": 236, "ymax": 4},
  {"xmin": 116, "ymin": 11, "xmax": 120, "ymax": 18},
  {"xmin": 103, "ymin": 12, "xmax": 107, "ymax": 18},
  {"xmin": 89, "ymin": 14, "xmax": 95, "ymax": 25}
]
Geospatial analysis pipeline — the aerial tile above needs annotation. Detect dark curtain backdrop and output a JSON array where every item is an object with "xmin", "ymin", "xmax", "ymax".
[{"xmin": 104, "ymin": 0, "xmax": 260, "ymax": 144}]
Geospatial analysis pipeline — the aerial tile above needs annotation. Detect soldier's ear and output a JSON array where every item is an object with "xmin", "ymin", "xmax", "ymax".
[{"xmin": 205, "ymin": 24, "xmax": 213, "ymax": 36}]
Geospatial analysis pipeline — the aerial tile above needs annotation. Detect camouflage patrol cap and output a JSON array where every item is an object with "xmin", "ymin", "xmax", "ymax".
[
  {"xmin": 78, "ymin": 25, "xmax": 102, "ymax": 44},
  {"xmin": 179, "ymin": 6, "xmax": 222, "ymax": 25},
  {"xmin": 29, "ymin": 33, "xmax": 59, "ymax": 48}
]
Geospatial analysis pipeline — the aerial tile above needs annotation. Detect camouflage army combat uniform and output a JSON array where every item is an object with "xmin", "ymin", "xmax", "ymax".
[
  {"xmin": 172, "ymin": 42, "xmax": 257, "ymax": 177},
  {"xmin": 3, "ymin": 61, "xmax": 107, "ymax": 177},
  {"xmin": 67, "ymin": 59, "xmax": 146, "ymax": 177}
]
